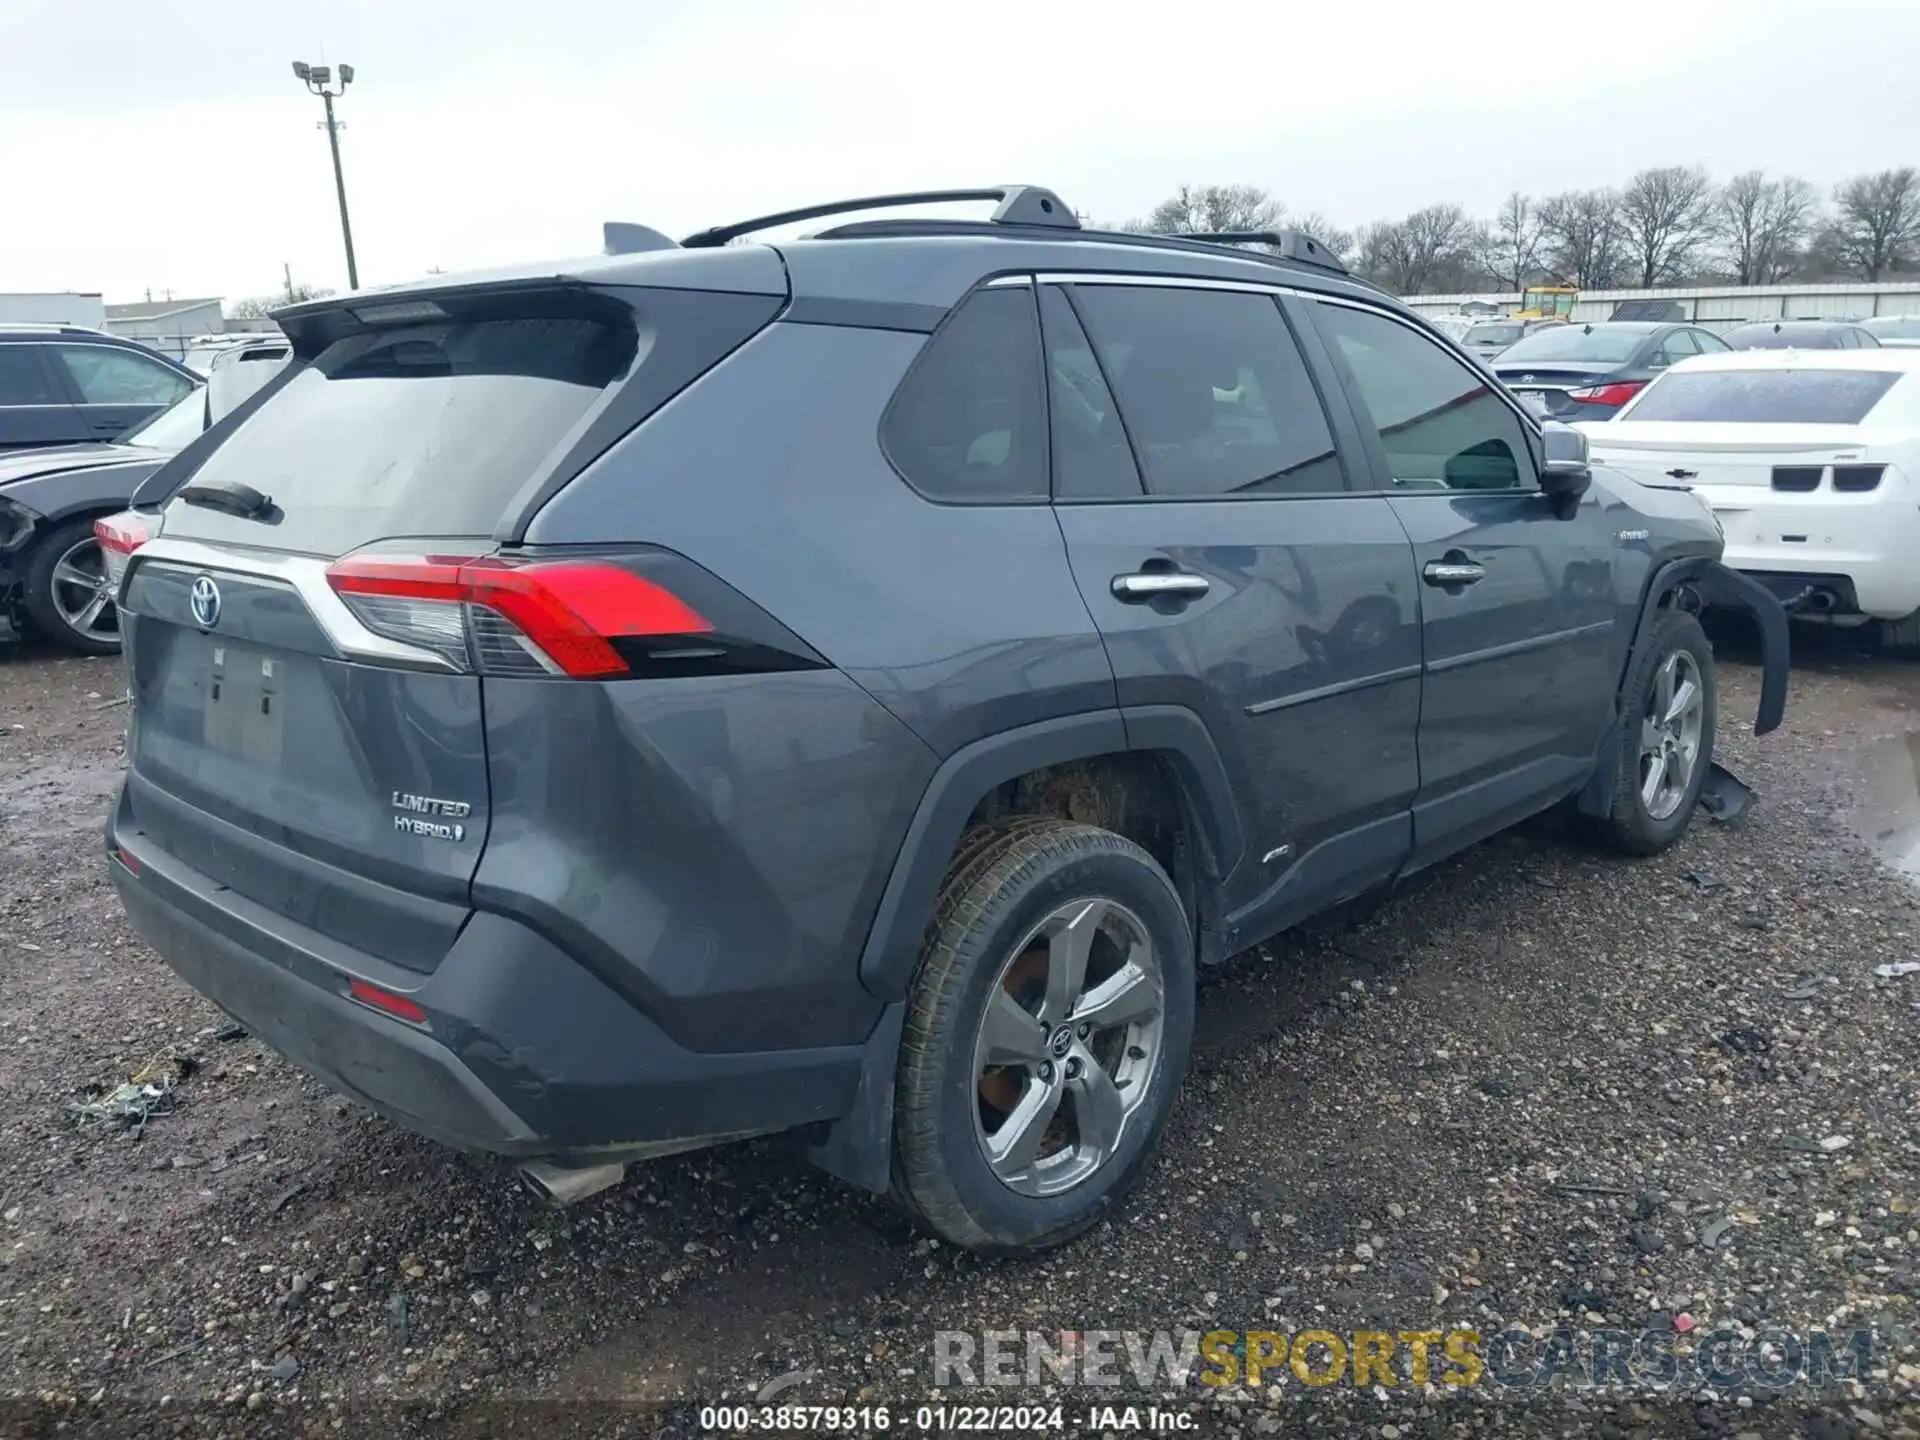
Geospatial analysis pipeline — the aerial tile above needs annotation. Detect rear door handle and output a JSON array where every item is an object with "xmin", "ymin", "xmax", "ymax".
[
  {"xmin": 1423, "ymin": 560, "xmax": 1486, "ymax": 586},
  {"xmin": 1112, "ymin": 571, "xmax": 1210, "ymax": 602}
]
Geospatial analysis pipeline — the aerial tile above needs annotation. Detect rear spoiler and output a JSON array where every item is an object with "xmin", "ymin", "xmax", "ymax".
[{"xmin": 269, "ymin": 277, "xmax": 616, "ymax": 358}]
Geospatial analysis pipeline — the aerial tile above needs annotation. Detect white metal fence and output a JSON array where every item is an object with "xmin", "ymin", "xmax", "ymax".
[{"xmin": 1403, "ymin": 281, "xmax": 1920, "ymax": 329}]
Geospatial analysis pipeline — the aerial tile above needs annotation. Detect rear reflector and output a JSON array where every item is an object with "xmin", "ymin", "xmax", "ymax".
[
  {"xmin": 1564, "ymin": 381, "xmax": 1647, "ymax": 408},
  {"xmin": 347, "ymin": 978, "xmax": 427, "ymax": 1024},
  {"xmin": 325, "ymin": 553, "xmax": 713, "ymax": 678},
  {"xmin": 112, "ymin": 845, "xmax": 142, "ymax": 875},
  {"xmin": 1832, "ymin": 464, "xmax": 1885, "ymax": 493},
  {"xmin": 1771, "ymin": 466, "xmax": 1823, "ymax": 492}
]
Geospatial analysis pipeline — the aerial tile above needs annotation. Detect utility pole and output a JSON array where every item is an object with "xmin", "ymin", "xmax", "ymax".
[{"xmin": 291, "ymin": 60, "xmax": 360, "ymax": 290}]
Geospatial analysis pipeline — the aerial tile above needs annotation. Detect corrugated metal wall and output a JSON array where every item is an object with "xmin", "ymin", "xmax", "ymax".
[{"xmin": 1408, "ymin": 283, "xmax": 1920, "ymax": 329}]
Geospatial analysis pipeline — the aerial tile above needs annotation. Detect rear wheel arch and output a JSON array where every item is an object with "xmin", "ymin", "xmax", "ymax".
[
  {"xmin": 816, "ymin": 713, "xmax": 1233, "ymax": 1196},
  {"xmin": 855, "ymin": 711, "xmax": 1239, "ymax": 1002}
]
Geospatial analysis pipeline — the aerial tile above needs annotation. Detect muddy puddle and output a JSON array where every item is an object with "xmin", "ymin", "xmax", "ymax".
[{"xmin": 1849, "ymin": 729, "xmax": 1920, "ymax": 879}]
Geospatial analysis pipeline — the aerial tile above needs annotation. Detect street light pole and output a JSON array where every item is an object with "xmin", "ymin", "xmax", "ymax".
[{"xmin": 292, "ymin": 61, "xmax": 359, "ymax": 291}]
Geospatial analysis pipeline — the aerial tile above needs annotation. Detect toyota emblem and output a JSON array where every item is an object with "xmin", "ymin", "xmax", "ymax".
[{"xmin": 189, "ymin": 574, "xmax": 222, "ymax": 630}]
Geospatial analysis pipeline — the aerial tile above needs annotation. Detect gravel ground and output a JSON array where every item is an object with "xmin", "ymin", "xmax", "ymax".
[{"xmin": 1, "ymin": 628, "xmax": 1917, "ymax": 1438}]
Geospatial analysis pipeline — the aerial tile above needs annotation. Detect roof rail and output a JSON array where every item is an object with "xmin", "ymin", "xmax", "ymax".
[
  {"xmin": 1174, "ymin": 231, "xmax": 1349, "ymax": 276},
  {"xmin": 802, "ymin": 218, "xmax": 1378, "ymax": 290},
  {"xmin": 0, "ymin": 321, "xmax": 108, "ymax": 335},
  {"xmin": 681, "ymin": 185, "xmax": 1077, "ymax": 249}
]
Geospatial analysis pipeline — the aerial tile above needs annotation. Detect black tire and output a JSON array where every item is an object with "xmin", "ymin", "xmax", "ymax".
[
  {"xmin": 23, "ymin": 516, "xmax": 120, "ymax": 655},
  {"xmin": 1590, "ymin": 608, "xmax": 1717, "ymax": 855},
  {"xmin": 891, "ymin": 818, "xmax": 1194, "ymax": 1253}
]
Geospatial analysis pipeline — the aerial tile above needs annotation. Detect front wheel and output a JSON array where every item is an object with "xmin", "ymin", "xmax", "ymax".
[
  {"xmin": 1591, "ymin": 609, "xmax": 1717, "ymax": 855},
  {"xmin": 23, "ymin": 517, "xmax": 121, "ymax": 655},
  {"xmin": 891, "ymin": 819, "xmax": 1194, "ymax": 1253}
]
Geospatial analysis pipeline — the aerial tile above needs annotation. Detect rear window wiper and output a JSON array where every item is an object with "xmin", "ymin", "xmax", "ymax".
[{"xmin": 179, "ymin": 479, "xmax": 274, "ymax": 520}]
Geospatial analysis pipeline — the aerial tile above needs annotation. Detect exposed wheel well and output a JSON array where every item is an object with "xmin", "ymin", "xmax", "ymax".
[{"xmin": 960, "ymin": 751, "xmax": 1204, "ymax": 938}]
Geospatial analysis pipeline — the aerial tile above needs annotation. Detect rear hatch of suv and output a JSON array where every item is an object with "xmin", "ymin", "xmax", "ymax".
[{"xmin": 114, "ymin": 274, "xmax": 784, "ymax": 974}]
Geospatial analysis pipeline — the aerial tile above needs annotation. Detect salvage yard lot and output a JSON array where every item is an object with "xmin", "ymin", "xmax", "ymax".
[{"xmin": 1, "ymin": 635, "xmax": 1916, "ymax": 1435}]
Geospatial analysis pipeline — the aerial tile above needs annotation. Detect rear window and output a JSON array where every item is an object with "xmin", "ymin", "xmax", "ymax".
[
  {"xmin": 1498, "ymin": 326, "xmax": 1647, "ymax": 364},
  {"xmin": 1725, "ymin": 325, "xmax": 1843, "ymax": 350},
  {"xmin": 1625, "ymin": 369, "xmax": 1903, "ymax": 424},
  {"xmin": 163, "ymin": 316, "xmax": 635, "ymax": 554},
  {"xmin": 1464, "ymin": 323, "xmax": 1522, "ymax": 346}
]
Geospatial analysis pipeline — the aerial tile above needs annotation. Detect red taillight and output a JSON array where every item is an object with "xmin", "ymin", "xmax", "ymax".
[
  {"xmin": 112, "ymin": 845, "xmax": 142, "ymax": 875},
  {"xmin": 94, "ymin": 512, "xmax": 151, "ymax": 555},
  {"xmin": 1565, "ymin": 381, "xmax": 1646, "ymax": 408},
  {"xmin": 324, "ymin": 554, "xmax": 712, "ymax": 678},
  {"xmin": 95, "ymin": 511, "xmax": 151, "ymax": 592},
  {"xmin": 347, "ymin": 978, "xmax": 427, "ymax": 1025}
]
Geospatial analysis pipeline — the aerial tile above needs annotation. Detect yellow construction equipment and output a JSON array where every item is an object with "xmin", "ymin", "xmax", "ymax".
[{"xmin": 1514, "ymin": 285, "xmax": 1577, "ymax": 320}]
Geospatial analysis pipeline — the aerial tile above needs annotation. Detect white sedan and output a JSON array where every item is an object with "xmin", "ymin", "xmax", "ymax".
[{"xmin": 1578, "ymin": 347, "xmax": 1920, "ymax": 642}]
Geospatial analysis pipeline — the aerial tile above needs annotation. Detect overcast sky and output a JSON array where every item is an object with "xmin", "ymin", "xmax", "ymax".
[{"xmin": 3, "ymin": 0, "xmax": 1917, "ymax": 305}]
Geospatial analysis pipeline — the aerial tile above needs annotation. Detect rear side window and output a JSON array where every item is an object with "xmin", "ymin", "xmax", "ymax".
[
  {"xmin": 53, "ymin": 345, "xmax": 196, "ymax": 406},
  {"xmin": 1070, "ymin": 286, "xmax": 1343, "ymax": 497},
  {"xmin": 882, "ymin": 287, "xmax": 1047, "ymax": 503},
  {"xmin": 1625, "ymin": 369, "xmax": 1903, "ymax": 424},
  {"xmin": 1655, "ymin": 330, "xmax": 1700, "ymax": 367},
  {"xmin": 0, "ymin": 346, "xmax": 59, "ymax": 406},
  {"xmin": 164, "ymin": 315, "xmax": 635, "ymax": 554}
]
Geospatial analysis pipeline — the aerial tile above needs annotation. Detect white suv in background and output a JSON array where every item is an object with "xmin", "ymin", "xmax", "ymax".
[{"xmin": 1578, "ymin": 348, "xmax": 1920, "ymax": 645}]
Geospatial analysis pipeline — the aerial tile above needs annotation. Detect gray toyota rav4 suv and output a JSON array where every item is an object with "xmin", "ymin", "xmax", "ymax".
[{"xmin": 102, "ymin": 187, "xmax": 1788, "ymax": 1253}]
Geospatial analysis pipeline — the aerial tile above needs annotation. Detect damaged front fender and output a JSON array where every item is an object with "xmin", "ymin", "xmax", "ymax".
[
  {"xmin": 1576, "ymin": 559, "xmax": 1790, "ymax": 822},
  {"xmin": 1691, "ymin": 561, "xmax": 1790, "ymax": 736}
]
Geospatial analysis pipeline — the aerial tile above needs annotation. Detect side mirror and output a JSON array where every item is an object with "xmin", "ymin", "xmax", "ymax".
[{"xmin": 1539, "ymin": 422, "xmax": 1591, "ymax": 500}]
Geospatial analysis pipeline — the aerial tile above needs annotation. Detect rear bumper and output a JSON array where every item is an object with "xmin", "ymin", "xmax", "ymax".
[
  {"xmin": 1701, "ymin": 484, "xmax": 1920, "ymax": 621},
  {"xmin": 106, "ymin": 791, "xmax": 872, "ymax": 1161}
]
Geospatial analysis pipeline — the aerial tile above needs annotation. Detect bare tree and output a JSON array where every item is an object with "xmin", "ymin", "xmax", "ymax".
[
  {"xmin": 225, "ymin": 282, "xmax": 334, "ymax": 319},
  {"xmin": 1288, "ymin": 210, "xmax": 1355, "ymax": 265},
  {"xmin": 1821, "ymin": 168, "xmax": 1920, "ymax": 281},
  {"xmin": 1713, "ymin": 172, "xmax": 1817, "ymax": 284},
  {"xmin": 1618, "ymin": 166, "xmax": 1714, "ymax": 286},
  {"xmin": 1473, "ymin": 191, "xmax": 1546, "ymax": 290},
  {"xmin": 1134, "ymin": 184, "xmax": 1284, "ymax": 236},
  {"xmin": 1537, "ymin": 189, "xmax": 1626, "ymax": 289},
  {"xmin": 1357, "ymin": 204, "xmax": 1475, "ymax": 294}
]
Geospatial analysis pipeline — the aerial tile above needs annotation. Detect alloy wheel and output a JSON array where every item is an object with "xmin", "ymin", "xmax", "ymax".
[
  {"xmin": 48, "ymin": 537, "xmax": 118, "ymax": 644},
  {"xmin": 971, "ymin": 897, "xmax": 1164, "ymax": 1198},
  {"xmin": 1639, "ymin": 649, "xmax": 1704, "ymax": 821}
]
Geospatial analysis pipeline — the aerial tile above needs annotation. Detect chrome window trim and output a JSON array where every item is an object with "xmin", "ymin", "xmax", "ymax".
[{"xmin": 127, "ymin": 536, "xmax": 459, "ymax": 672}]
